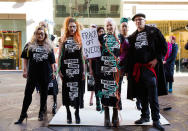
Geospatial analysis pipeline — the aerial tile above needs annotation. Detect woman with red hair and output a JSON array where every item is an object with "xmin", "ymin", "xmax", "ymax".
[{"xmin": 58, "ymin": 17, "xmax": 84, "ymax": 124}]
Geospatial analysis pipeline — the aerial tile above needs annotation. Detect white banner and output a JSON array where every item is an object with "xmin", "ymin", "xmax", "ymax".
[{"xmin": 81, "ymin": 28, "xmax": 101, "ymax": 59}]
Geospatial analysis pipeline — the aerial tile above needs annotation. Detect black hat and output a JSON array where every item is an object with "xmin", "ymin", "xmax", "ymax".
[{"xmin": 132, "ymin": 13, "xmax": 146, "ymax": 21}]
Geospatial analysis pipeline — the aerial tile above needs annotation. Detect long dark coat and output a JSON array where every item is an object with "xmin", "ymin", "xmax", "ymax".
[
  {"xmin": 164, "ymin": 43, "xmax": 178, "ymax": 82},
  {"xmin": 125, "ymin": 25, "xmax": 168, "ymax": 100}
]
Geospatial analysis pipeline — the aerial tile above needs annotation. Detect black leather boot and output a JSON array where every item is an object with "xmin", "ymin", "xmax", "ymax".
[
  {"xmin": 43, "ymin": 104, "xmax": 47, "ymax": 114},
  {"xmin": 104, "ymin": 107, "xmax": 110, "ymax": 127},
  {"xmin": 136, "ymin": 101, "xmax": 142, "ymax": 110},
  {"xmin": 75, "ymin": 109, "xmax": 80, "ymax": 124},
  {"xmin": 66, "ymin": 106, "xmax": 72, "ymax": 124},
  {"xmin": 14, "ymin": 113, "xmax": 28, "ymax": 124},
  {"xmin": 52, "ymin": 103, "xmax": 57, "ymax": 115},
  {"xmin": 112, "ymin": 108, "xmax": 119, "ymax": 127},
  {"xmin": 153, "ymin": 121, "xmax": 165, "ymax": 131},
  {"xmin": 67, "ymin": 110, "xmax": 72, "ymax": 124},
  {"xmin": 38, "ymin": 112, "xmax": 44, "ymax": 121},
  {"xmin": 96, "ymin": 97, "xmax": 101, "ymax": 111}
]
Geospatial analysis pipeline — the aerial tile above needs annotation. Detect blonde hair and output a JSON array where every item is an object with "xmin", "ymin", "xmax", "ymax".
[
  {"xmin": 104, "ymin": 18, "xmax": 119, "ymax": 36},
  {"xmin": 29, "ymin": 26, "xmax": 53, "ymax": 52}
]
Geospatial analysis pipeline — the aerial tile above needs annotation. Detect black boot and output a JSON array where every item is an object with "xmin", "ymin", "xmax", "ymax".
[
  {"xmin": 153, "ymin": 121, "xmax": 165, "ymax": 131},
  {"xmin": 52, "ymin": 103, "xmax": 57, "ymax": 115},
  {"xmin": 66, "ymin": 106, "xmax": 72, "ymax": 124},
  {"xmin": 67, "ymin": 111, "xmax": 72, "ymax": 124},
  {"xmin": 75, "ymin": 108, "xmax": 80, "ymax": 124},
  {"xmin": 104, "ymin": 107, "xmax": 110, "ymax": 127},
  {"xmin": 43, "ymin": 104, "xmax": 47, "ymax": 114},
  {"xmin": 96, "ymin": 105, "xmax": 101, "ymax": 111},
  {"xmin": 135, "ymin": 117, "xmax": 150, "ymax": 124},
  {"xmin": 136, "ymin": 98, "xmax": 142, "ymax": 110},
  {"xmin": 96, "ymin": 97, "xmax": 101, "ymax": 111},
  {"xmin": 38, "ymin": 112, "xmax": 44, "ymax": 121},
  {"xmin": 112, "ymin": 108, "xmax": 119, "ymax": 127},
  {"xmin": 14, "ymin": 113, "xmax": 28, "ymax": 124}
]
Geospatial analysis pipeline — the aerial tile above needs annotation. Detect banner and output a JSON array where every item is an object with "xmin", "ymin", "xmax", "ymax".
[{"xmin": 81, "ymin": 28, "xmax": 101, "ymax": 59}]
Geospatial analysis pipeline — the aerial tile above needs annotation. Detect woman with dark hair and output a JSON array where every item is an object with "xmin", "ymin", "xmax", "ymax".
[
  {"xmin": 15, "ymin": 26, "xmax": 55, "ymax": 124},
  {"xmin": 89, "ymin": 26, "xmax": 105, "ymax": 111},
  {"xmin": 97, "ymin": 27, "xmax": 105, "ymax": 36},
  {"xmin": 58, "ymin": 17, "xmax": 84, "ymax": 124}
]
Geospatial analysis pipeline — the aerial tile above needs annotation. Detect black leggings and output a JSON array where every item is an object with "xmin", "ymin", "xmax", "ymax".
[{"xmin": 20, "ymin": 80, "xmax": 48, "ymax": 115}]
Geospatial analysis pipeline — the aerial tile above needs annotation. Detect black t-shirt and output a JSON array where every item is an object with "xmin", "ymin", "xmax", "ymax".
[
  {"xmin": 21, "ymin": 43, "xmax": 55, "ymax": 83},
  {"xmin": 134, "ymin": 30, "xmax": 153, "ymax": 63}
]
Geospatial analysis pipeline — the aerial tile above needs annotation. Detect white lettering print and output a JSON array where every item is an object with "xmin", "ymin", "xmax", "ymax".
[
  {"xmin": 33, "ymin": 53, "xmax": 48, "ymax": 62},
  {"xmin": 102, "ymin": 89, "xmax": 116, "ymax": 98},
  {"xmin": 104, "ymin": 60, "xmax": 115, "ymax": 66},
  {"xmin": 101, "ymin": 66, "xmax": 117, "ymax": 75},
  {"xmin": 67, "ymin": 82, "xmax": 78, "ymax": 87},
  {"xmin": 67, "ymin": 82, "xmax": 79, "ymax": 101},
  {"xmin": 64, "ymin": 59, "xmax": 78, "ymax": 64},
  {"xmin": 32, "ymin": 46, "xmax": 48, "ymax": 62},
  {"xmin": 65, "ymin": 44, "xmax": 80, "ymax": 53},
  {"xmin": 68, "ymin": 63, "xmax": 79, "ymax": 69},
  {"xmin": 101, "ymin": 80, "xmax": 116, "ymax": 98},
  {"xmin": 69, "ymin": 92, "xmax": 78, "ymax": 101},
  {"xmin": 101, "ymin": 56, "xmax": 114, "ymax": 61},
  {"xmin": 64, "ymin": 59, "xmax": 80, "ymax": 77},
  {"xmin": 135, "ymin": 32, "xmax": 148, "ymax": 49},
  {"xmin": 69, "ymin": 86, "xmax": 79, "ymax": 92},
  {"xmin": 35, "ymin": 47, "xmax": 45, "ymax": 53},
  {"xmin": 101, "ymin": 80, "xmax": 116, "ymax": 85},
  {"xmin": 66, "ymin": 69, "xmax": 80, "ymax": 78}
]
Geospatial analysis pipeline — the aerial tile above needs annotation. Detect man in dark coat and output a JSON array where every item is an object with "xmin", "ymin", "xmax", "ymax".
[{"xmin": 124, "ymin": 13, "xmax": 167, "ymax": 131}]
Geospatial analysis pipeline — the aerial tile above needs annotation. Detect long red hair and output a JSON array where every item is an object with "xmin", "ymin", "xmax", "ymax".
[{"xmin": 60, "ymin": 17, "xmax": 82, "ymax": 46}]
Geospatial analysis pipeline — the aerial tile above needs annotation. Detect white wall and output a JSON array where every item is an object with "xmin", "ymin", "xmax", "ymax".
[{"xmin": 0, "ymin": 0, "xmax": 54, "ymax": 44}]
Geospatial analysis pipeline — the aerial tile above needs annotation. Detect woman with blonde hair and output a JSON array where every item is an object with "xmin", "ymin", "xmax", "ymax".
[
  {"xmin": 15, "ymin": 26, "xmax": 55, "ymax": 124},
  {"xmin": 58, "ymin": 17, "xmax": 84, "ymax": 124},
  {"xmin": 98, "ymin": 18, "xmax": 121, "ymax": 127}
]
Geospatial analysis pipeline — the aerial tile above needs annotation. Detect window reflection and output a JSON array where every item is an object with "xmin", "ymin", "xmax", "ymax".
[
  {"xmin": 0, "ymin": 31, "xmax": 21, "ymax": 70},
  {"xmin": 55, "ymin": 0, "xmax": 120, "ymax": 18}
]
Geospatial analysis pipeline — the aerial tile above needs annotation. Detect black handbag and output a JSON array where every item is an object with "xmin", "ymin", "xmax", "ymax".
[
  {"xmin": 87, "ymin": 74, "xmax": 95, "ymax": 91},
  {"xmin": 48, "ymin": 77, "xmax": 58, "ymax": 95}
]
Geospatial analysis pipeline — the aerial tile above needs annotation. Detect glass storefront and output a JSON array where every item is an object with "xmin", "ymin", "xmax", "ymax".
[
  {"xmin": 0, "ymin": 20, "xmax": 26, "ymax": 70},
  {"xmin": 147, "ymin": 21, "xmax": 188, "ymax": 72},
  {"xmin": 55, "ymin": 0, "xmax": 120, "ymax": 18},
  {"xmin": 54, "ymin": 0, "xmax": 121, "ymax": 37}
]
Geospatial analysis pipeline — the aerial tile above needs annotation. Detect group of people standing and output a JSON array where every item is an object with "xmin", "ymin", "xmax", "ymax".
[{"xmin": 14, "ymin": 13, "xmax": 179, "ymax": 131}]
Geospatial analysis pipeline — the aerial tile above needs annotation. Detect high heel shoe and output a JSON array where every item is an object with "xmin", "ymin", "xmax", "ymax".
[
  {"xmin": 38, "ymin": 112, "xmax": 44, "ymax": 121},
  {"xmin": 14, "ymin": 113, "xmax": 28, "ymax": 124},
  {"xmin": 67, "ymin": 111, "xmax": 72, "ymax": 124},
  {"xmin": 89, "ymin": 102, "xmax": 93, "ymax": 106},
  {"xmin": 52, "ymin": 103, "xmax": 57, "ymax": 115}
]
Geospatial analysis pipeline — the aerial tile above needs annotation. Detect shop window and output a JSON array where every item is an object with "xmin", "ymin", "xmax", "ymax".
[
  {"xmin": 0, "ymin": 31, "xmax": 21, "ymax": 70},
  {"xmin": 55, "ymin": 5, "xmax": 69, "ymax": 17},
  {"xmin": 89, "ymin": 4, "xmax": 99, "ymax": 14},
  {"xmin": 110, "ymin": 5, "xmax": 119, "ymax": 14}
]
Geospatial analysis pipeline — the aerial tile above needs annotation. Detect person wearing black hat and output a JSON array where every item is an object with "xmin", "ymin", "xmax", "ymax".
[{"xmin": 122, "ymin": 13, "xmax": 167, "ymax": 131}]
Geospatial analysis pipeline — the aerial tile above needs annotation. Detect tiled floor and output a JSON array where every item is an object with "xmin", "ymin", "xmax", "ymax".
[{"xmin": 0, "ymin": 71, "xmax": 188, "ymax": 131}]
